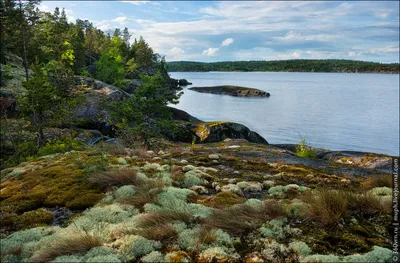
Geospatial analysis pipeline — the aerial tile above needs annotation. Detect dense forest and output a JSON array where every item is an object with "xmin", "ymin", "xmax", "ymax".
[
  {"xmin": 167, "ymin": 60, "xmax": 400, "ymax": 73},
  {"xmin": 0, "ymin": 0, "xmax": 182, "ymax": 168}
]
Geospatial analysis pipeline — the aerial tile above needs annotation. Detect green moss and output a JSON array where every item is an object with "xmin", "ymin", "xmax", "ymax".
[
  {"xmin": 14, "ymin": 208, "xmax": 53, "ymax": 229},
  {"xmin": 215, "ymin": 192, "xmax": 244, "ymax": 208}
]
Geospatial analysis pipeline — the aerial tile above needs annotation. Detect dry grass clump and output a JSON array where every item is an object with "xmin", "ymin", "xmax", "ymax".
[
  {"xmin": 301, "ymin": 189, "xmax": 390, "ymax": 226},
  {"xmin": 206, "ymin": 200, "xmax": 284, "ymax": 236},
  {"xmin": 87, "ymin": 169, "xmax": 139, "ymax": 190},
  {"xmin": 170, "ymin": 165, "xmax": 185, "ymax": 182},
  {"xmin": 131, "ymin": 146, "xmax": 149, "ymax": 159},
  {"xmin": 347, "ymin": 191, "xmax": 391, "ymax": 215},
  {"xmin": 362, "ymin": 174, "xmax": 392, "ymax": 189},
  {"xmin": 104, "ymin": 144, "xmax": 128, "ymax": 156},
  {"xmin": 301, "ymin": 190, "xmax": 349, "ymax": 226},
  {"xmin": 30, "ymin": 232, "xmax": 102, "ymax": 262},
  {"xmin": 135, "ymin": 211, "xmax": 193, "ymax": 242},
  {"xmin": 121, "ymin": 179, "xmax": 165, "ymax": 209},
  {"xmin": 139, "ymin": 222, "xmax": 178, "ymax": 242},
  {"xmin": 137, "ymin": 211, "xmax": 193, "ymax": 228}
]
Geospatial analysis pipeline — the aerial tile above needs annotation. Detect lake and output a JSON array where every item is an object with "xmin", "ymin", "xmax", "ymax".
[{"xmin": 169, "ymin": 72, "xmax": 399, "ymax": 156}]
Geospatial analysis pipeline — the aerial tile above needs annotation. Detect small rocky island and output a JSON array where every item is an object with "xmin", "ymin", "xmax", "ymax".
[{"xmin": 189, "ymin": 85, "xmax": 270, "ymax": 97}]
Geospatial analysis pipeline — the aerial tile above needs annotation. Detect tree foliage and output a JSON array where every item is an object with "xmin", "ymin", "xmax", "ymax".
[{"xmin": 110, "ymin": 73, "xmax": 181, "ymax": 145}]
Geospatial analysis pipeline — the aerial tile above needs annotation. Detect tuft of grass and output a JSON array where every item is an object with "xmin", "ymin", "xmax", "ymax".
[
  {"xmin": 87, "ymin": 169, "xmax": 139, "ymax": 190},
  {"xmin": 363, "ymin": 174, "xmax": 393, "ymax": 189},
  {"xmin": 121, "ymin": 179, "xmax": 165, "ymax": 209},
  {"xmin": 30, "ymin": 232, "xmax": 102, "ymax": 262},
  {"xmin": 301, "ymin": 189, "xmax": 390, "ymax": 226},
  {"xmin": 301, "ymin": 190, "xmax": 348, "ymax": 226},
  {"xmin": 206, "ymin": 200, "xmax": 284, "ymax": 236},
  {"xmin": 104, "ymin": 144, "xmax": 128, "ymax": 156},
  {"xmin": 295, "ymin": 139, "xmax": 317, "ymax": 158}
]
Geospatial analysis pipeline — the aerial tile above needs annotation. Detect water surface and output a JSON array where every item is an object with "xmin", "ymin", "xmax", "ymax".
[{"xmin": 170, "ymin": 72, "xmax": 399, "ymax": 156}]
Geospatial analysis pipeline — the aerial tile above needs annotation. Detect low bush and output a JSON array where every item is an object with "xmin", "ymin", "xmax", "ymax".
[
  {"xmin": 37, "ymin": 137, "xmax": 84, "ymax": 157},
  {"xmin": 295, "ymin": 139, "xmax": 317, "ymax": 158}
]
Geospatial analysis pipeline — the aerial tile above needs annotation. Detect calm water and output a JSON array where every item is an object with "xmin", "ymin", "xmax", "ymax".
[{"xmin": 169, "ymin": 72, "xmax": 399, "ymax": 156}]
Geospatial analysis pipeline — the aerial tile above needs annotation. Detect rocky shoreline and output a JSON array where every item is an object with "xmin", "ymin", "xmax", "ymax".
[{"xmin": 189, "ymin": 85, "xmax": 270, "ymax": 97}]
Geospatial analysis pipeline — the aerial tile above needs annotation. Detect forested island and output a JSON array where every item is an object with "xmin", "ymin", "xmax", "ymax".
[{"xmin": 167, "ymin": 60, "xmax": 400, "ymax": 73}]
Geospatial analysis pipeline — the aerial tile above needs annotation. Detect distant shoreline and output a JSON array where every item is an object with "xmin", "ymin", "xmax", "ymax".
[
  {"xmin": 169, "ymin": 70, "xmax": 399, "ymax": 74},
  {"xmin": 167, "ymin": 59, "xmax": 400, "ymax": 74}
]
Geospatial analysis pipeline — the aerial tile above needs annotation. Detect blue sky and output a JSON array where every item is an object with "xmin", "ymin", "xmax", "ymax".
[{"xmin": 39, "ymin": 1, "xmax": 400, "ymax": 63}]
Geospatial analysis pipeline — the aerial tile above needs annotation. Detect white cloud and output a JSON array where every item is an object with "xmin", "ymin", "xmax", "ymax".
[
  {"xmin": 120, "ymin": 1, "xmax": 149, "ymax": 5},
  {"xmin": 368, "ymin": 45, "xmax": 399, "ymax": 54},
  {"xmin": 273, "ymin": 31, "xmax": 340, "ymax": 42},
  {"xmin": 112, "ymin": 16, "xmax": 129, "ymax": 25},
  {"xmin": 165, "ymin": 47, "xmax": 185, "ymax": 60},
  {"xmin": 39, "ymin": 3, "xmax": 50, "ymax": 12},
  {"xmin": 221, "ymin": 38, "xmax": 234, "ymax": 47},
  {"xmin": 202, "ymin": 47, "xmax": 219, "ymax": 56}
]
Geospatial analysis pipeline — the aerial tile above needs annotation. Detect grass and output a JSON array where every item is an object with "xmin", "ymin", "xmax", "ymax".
[
  {"xmin": 206, "ymin": 200, "xmax": 284, "ymax": 236},
  {"xmin": 30, "ymin": 232, "xmax": 102, "ymax": 262},
  {"xmin": 87, "ymin": 169, "xmax": 139, "ymax": 190},
  {"xmin": 121, "ymin": 179, "xmax": 165, "ymax": 209},
  {"xmin": 301, "ymin": 189, "xmax": 390, "ymax": 226},
  {"xmin": 295, "ymin": 139, "xmax": 317, "ymax": 158},
  {"xmin": 301, "ymin": 190, "xmax": 349, "ymax": 226},
  {"xmin": 362, "ymin": 174, "xmax": 392, "ymax": 189},
  {"xmin": 135, "ymin": 211, "xmax": 193, "ymax": 242}
]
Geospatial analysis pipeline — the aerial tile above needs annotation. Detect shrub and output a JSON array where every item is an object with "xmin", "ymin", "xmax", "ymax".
[
  {"xmin": 295, "ymin": 139, "xmax": 317, "ymax": 158},
  {"xmin": 37, "ymin": 138, "xmax": 84, "ymax": 157},
  {"xmin": 30, "ymin": 232, "xmax": 102, "ymax": 262}
]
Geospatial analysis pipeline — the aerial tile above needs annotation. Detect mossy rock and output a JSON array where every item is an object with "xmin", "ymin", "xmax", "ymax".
[
  {"xmin": 14, "ymin": 208, "xmax": 53, "ymax": 229},
  {"xmin": 215, "ymin": 191, "xmax": 245, "ymax": 208}
]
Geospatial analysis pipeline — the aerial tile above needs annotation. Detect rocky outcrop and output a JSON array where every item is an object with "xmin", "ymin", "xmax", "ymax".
[
  {"xmin": 172, "ymin": 121, "xmax": 268, "ymax": 144},
  {"xmin": 178, "ymin": 79, "xmax": 192, "ymax": 86},
  {"xmin": 189, "ymin": 85, "xmax": 270, "ymax": 97}
]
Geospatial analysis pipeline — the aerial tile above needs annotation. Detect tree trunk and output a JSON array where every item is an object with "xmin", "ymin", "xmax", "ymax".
[{"xmin": 19, "ymin": 0, "xmax": 29, "ymax": 81}]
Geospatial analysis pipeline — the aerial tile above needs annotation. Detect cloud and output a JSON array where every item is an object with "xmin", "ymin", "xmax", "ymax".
[
  {"xmin": 202, "ymin": 47, "xmax": 219, "ymax": 56},
  {"xmin": 112, "ymin": 16, "xmax": 129, "ymax": 25},
  {"xmin": 165, "ymin": 47, "xmax": 185, "ymax": 60},
  {"xmin": 221, "ymin": 38, "xmax": 234, "ymax": 47},
  {"xmin": 120, "ymin": 1, "xmax": 149, "ymax": 5}
]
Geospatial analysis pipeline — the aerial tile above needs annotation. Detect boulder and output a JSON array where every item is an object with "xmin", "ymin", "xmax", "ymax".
[
  {"xmin": 178, "ymin": 79, "xmax": 192, "ymax": 86},
  {"xmin": 171, "ymin": 121, "xmax": 268, "ymax": 145}
]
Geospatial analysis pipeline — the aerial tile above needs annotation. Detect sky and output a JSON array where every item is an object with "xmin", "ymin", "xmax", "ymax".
[{"xmin": 39, "ymin": 1, "xmax": 400, "ymax": 63}]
